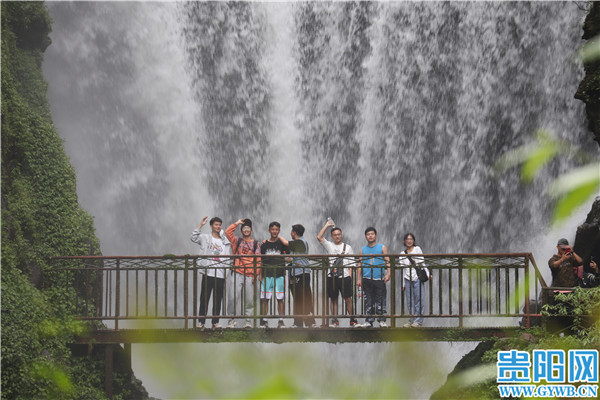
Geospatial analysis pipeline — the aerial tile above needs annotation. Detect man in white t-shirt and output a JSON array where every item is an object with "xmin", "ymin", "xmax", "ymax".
[
  {"xmin": 191, "ymin": 216, "xmax": 231, "ymax": 329},
  {"xmin": 317, "ymin": 219, "xmax": 357, "ymax": 327}
]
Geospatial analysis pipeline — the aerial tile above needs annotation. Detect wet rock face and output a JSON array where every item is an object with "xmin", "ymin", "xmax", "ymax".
[
  {"xmin": 575, "ymin": 197, "xmax": 600, "ymax": 264},
  {"xmin": 575, "ymin": 2, "xmax": 600, "ymax": 146},
  {"xmin": 574, "ymin": 4, "xmax": 600, "ymax": 262}
]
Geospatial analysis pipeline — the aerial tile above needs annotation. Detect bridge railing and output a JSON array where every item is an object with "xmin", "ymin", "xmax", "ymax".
[{"xmin": 47, "ymin": 253, "xmax": 546, "ymax": 329}]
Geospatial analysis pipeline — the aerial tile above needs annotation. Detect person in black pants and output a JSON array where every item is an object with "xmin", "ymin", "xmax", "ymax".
[
  {"xmin": 191, "ymin": 216, "xmax": 231, "ymax": 329},
  {"xmin": 288, "ymin": 224, "xmax": 316, "ymax": 328}
]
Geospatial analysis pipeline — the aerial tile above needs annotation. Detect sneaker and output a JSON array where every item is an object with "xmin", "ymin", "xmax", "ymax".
[
  {"xmin": 350, "ymin": 319, "xmax": 358, "ymax": 327},
  {"xmin": 363, "ymin": 322, "xmax": 373, "ymax": 328},
  {"xmin": 379, "ymin": 322, "xmax": 388, "ymax": 328},
  {"xmin": 290, "ymin": 324, "xmax": 300, "ymax": 328},
  {"xmin": 277, "ymin": 320, "xmax": 286, "ymax": 329},
  {"xmin": 243, "ymin": 322, "xmax": 252, "ymax": 329},
  {"xmin": 403, "ymin": 322, "xmax": 412, "ymax": 328},
  {"xmin": 411, "ymin": 322, "xmax": 421, "ymax": 328},
  {"xmin": 328, "ymin": 319, "xmax": 340, "ymax": 328},
  {"xmin": 259, "ymin": 319, "xmax": 268, "ymax": 329},
  {"xmin": 212, "ymin": 323, "xmax": 222, "ymax": 329},
  {"xmin": 196, "ymin": 322, "xmax": 205, "ymax": 329},
  {"xmin": 310, "ymin": 324, "xmax": 320, "ymax": 329},
  {"xmin": 227, "ymin": 320, "xmax": 236, "ymax": 329}
]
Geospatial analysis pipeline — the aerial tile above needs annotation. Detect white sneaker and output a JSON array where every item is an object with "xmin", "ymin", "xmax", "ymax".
[
  {"xmin": 212, "ymin": 323, "xmax": 222, "ymax": 329},
  {"xmin": 379, "ymin": 322, "xmax": 388, "ymax": 328},
  {"xmin": 226, "ymin": 320, "xmax": 236, "ymax": 329},
  {"xmin": 196, "ymin": 322, "xmax": 205, "ymax": 329},
  {"xmin": 411, "ymin": 322, "xmax": 421, "ymax": 328},
  {"xmin": 403, "ymin": 322, "xmax": 411, "ymax": 328},
  {"xmin": 310, "ymin": 324, "xmax": 320, "ymax": 329},
  {"xmin": 243, "ymin": 322, "xmax": 252, "ymax": 329}
]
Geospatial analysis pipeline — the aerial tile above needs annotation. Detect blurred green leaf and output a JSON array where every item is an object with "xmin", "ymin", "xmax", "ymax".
[
  {"xmin": 549, "ymin": 162, "xmax": 600, "ymax": 195},
  {"xmin": 498, "ymin": 129, "xmax": 599, "ymax": 225},
  {"xmin": 495, "ymin": 130, "xmax": 562, "ymax": 183},
  {"xmin": 552, "ymin": 181, "xmax": 600, "ymax": 223},
  {"xmin": 549, "ymin": 162, "xmax": 600, "ymax": 223},
  {"xmin": 578, "ymin": 34, "xmax": 600, "ymax": 63},
  {"xmin": 520, "ymin": 139, "xmax": 559, "ymax": 183}
]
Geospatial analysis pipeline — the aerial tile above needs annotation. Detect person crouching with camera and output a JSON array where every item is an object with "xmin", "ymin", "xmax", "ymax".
[{"xmin": 548, "ymin": 238, "xmax": 583, "ymax": 287}]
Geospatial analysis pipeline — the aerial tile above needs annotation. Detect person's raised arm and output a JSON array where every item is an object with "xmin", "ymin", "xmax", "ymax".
[
  {"xmin": 191, "ymin": 216, "xmax": 209, "ymax": 244},
  {"xmin": 317, "ymin": 220, "xmax": 334, "ymax": 243},
  {"xmin": 225, "ymin": 220, "xmax": 242, "ymax": 247},
  {"xmin": 572, "ymin": 251, "xmax": 583, "ymax": 266}
]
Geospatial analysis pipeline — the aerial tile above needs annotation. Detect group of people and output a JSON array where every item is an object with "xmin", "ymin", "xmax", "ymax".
[
  {"xmin": 191, "ymin": 217, "xmax": 431, "ymax": 329},
  {"xmin": 548, "ymin": 238, "xmax": 599, "ymax": 288}
]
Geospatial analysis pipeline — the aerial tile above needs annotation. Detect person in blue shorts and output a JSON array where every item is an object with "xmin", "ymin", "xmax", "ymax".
[{"xmin": 259, "ymin": 222, "xmax": 289, "ymax": 328}]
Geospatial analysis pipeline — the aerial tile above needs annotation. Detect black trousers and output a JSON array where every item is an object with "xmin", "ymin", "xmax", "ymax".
[
  {"xmin": 198, "ymin": 275, "xmax": 225, "ymax": 324},
  {"xmin": 363, "ymin": 278, "xmax": 386, "ymax": 323},
  {"xmin": 289, "ymin": 273, "xmax": 315, "ymax": 327}
]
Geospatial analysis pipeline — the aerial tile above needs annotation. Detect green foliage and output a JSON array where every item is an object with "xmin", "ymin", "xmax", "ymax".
[
  {"xmin": 446, "ymin": 289, "xmax": 600, "ymax": 399},
  {"xmin": 543, "ymin": 287, "xmax": 600, "ymax": 345},
  {"xmin": 1, "ymin": 3, "xmax": 146, "ymax": 399}
]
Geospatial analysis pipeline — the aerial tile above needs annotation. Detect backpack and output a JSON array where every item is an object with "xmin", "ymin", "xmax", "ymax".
[{"xmin": 235, "ymin": 237, "xmax": 258, "ymax": 255}]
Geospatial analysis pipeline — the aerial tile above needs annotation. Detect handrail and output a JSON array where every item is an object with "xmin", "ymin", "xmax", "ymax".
[{"xmin": 46, "ymin": 253, "xmax": 546, "ymax": 330}]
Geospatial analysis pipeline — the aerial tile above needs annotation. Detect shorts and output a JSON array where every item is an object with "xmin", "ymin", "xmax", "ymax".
[
  {"xmin": 326, "ymin": 276, "xmax": 352, "ymax": 300},
  {"xmin": 261, "ymin": 276, "xmax": 285, "ymax": 300}
]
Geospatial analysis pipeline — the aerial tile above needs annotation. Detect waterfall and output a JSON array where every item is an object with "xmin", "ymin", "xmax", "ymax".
[
  {"xmin": 44, "ymin": 2, "xmax": 591, "ymax": 257},
  {"xmin": 43, "ymin": 2, "xmax": 593, "ymax": 398}
]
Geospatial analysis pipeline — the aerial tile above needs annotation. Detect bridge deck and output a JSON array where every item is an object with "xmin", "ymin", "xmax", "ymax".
[{"xmin": 78, "ymin": 326, "xmax": 522, "ymax": 344}]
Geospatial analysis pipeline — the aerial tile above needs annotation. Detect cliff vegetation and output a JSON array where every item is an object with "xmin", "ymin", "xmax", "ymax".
[{"xmin": 1, "ymin": 2, "xmax": 147, "ymax": 398}]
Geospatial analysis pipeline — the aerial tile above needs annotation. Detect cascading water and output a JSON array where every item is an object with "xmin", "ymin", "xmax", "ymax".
[{"xmin": 43, "ymin": 2, "xmax": 595, "ymax": 398}]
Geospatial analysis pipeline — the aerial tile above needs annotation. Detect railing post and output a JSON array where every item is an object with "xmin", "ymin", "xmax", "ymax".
[
  {"xmin": 458, "ymin": 256, "xmax": 463, "ymax": 328},
  {"xmin": 184, "ymin": 256, "xmax": 189, "ymax": 329},
  {"xmin": 115, "ymin": 259, "xmax": 120, "ymax": 331},
  {"xmin": 390, "ymin": 256, "xmax": 396, "ymax": 328},
  {"xmin": 321, "ymin": 257, "xmax": 328, "ymax": 327},
  {"xmin": 253, "ymin": 255, "xmax": 258, "ymax": 327},
  {"xmin": 524, "ymin": 255, "xmax": 530, "ymax": 329}
]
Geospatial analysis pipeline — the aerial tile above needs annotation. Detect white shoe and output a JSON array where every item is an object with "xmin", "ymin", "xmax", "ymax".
[
  {"xmin": 226, "ymin": 320, "xmax": 236, "ymax": 329},
  {"xmin": 244, "ymin": 322, "xmax": 252, "ymax": 329},
  {"xmin": 212, "ymin": 323, "xmax": 222, "ymax": 329},
  {"xmin": 196, "ymin": 323, "xmax": 205, "ymax": 329},
  {"xmin": 310, "ymin": 324, "xmax": 320, "ymax": 329},
  {"xmin": 411, "ymin": 322, "xmax": 421, "ymax": 328},
  {"xmin": 359, "ymin": 322, "xmax": 373, "ymax": 328},
  {"xmin": 403, "ymin": 322, "xmax": 411, "ymax": 328},
  {"xmin": 379, "ymin": 322, "xmax": 388, "ymax": 328}
]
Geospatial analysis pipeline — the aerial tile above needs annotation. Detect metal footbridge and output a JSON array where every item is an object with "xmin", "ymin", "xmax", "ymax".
[
  {"xmin": 47, "ymin": 252, "xmax": 552, "ymax": 397},
  {"xmin": 47, "ymin": 252, "xmax": 548, "ymax": 342}
]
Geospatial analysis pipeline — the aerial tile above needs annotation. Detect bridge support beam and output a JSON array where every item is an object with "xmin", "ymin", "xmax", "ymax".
[{"xmin": 104, "ymin": 344, "xmax": 114, "ymax": 399}]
